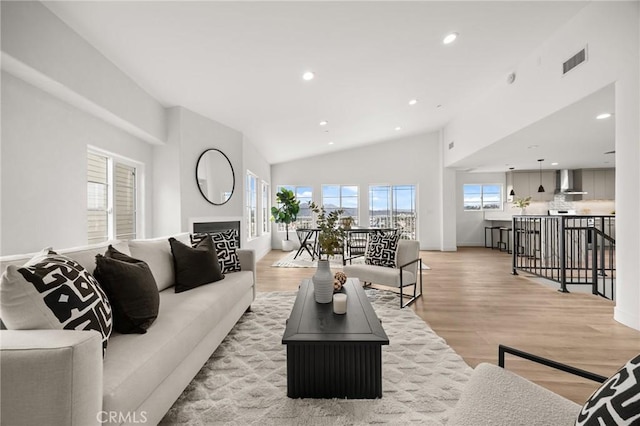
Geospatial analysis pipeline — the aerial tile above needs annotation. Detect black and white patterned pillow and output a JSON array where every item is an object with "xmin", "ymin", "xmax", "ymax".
[
  {"xmin": 576, "ymin": 353, "xmax": 640, "ymax": 425},
  {"xmin": 365, "ymin": 233, "xmax": 400, "ymax": 268},
  {"xmin": 191, "ymin": 229, "xmax": 241, "ymax": 273},
  {"xmin": 1, "ymin": 251, "xmax": 113, "ymax": 355}
]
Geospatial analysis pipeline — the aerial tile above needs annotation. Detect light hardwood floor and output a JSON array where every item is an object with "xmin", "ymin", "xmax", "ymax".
[{"xmin": 257, "ymin": 247, "xmax": 640, "ymax": 404}]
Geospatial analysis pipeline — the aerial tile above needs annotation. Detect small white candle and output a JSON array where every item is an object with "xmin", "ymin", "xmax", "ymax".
[{"xmin": 333, "ymin": 293, "xmax": 347, "ymax": 314}]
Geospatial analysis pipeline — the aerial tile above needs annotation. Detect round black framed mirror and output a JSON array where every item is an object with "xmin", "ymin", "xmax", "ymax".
[{"xmin": 195, "ymin": 148, "xmax": 235, "ymax": 205}]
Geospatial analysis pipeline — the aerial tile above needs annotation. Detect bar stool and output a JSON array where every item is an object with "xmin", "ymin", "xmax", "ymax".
[
  {"xmin": 498, "ymin": 227, "xmax": 512, "ymax": 253},
  {"xmin": 484, "ymin": 226, "xmax": 501, "ymax": 249}
]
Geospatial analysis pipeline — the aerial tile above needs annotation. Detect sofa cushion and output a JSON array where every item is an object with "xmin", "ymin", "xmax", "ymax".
[
  {"xmin": 169, "ymin": 236, "xmax": 224, "ymax": 293},
  {"xmin": 58, "ymin": 240, "xmax": 131, "ymax": 275},
  {"xmin": 365, "ymin": 233, "xmax": 400, "ymax": 267},
  {"xmin": 128, "ymin": 233, "xmax": 190, "ymax": 291},
  {"xmin": 576, "ymin": 353, "xmax": 640, "ymax": 425},
  {"xmin": 93, "ymin": 246, "xmax": 159, "ymax": 334},
  {"xmin": 101, "ymin": 270, "xmax": 254, "ymax": 416},
  {"xmin": 0, "ymin": 250, "xmax": 112, "ymax": 355},
  {"xmin": 448, "ymin": 363, "xmax": 580, "ymax": 426},
  {"xmin": 343, "ymin": 264, "xmax": 415, "ymax": 288},
  {"xmin": 191, "ymin": 229, "xmax": 241, "ymax": 273}
]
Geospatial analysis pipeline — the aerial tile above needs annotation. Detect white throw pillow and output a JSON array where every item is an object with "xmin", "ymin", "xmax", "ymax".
[{"xmin": 0, "ymin": 249, "xmax": 113, "ymax": 355}]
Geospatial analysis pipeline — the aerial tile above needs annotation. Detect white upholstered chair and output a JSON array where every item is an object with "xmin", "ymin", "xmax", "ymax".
[{"xmin": 343, "ymin": 239, "xmax": 423, "ymax": 308}]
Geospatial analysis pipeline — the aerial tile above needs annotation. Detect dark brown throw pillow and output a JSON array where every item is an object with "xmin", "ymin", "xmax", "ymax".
[
  {"xmin": 93, "ymin": 247, "xmax": 159, "ymax": 334},
  {"xmin": 169, "ymin": 235, "xmax": 224, "ymax": 293}
]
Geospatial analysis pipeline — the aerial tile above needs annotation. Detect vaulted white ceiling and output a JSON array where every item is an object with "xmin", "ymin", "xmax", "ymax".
[{"xmin": 45, "ymin": 1, "xmax": 591, "ymax": 165}]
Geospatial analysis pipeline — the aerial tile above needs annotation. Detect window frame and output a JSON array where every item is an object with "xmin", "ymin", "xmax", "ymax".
[
  {"xmin": 321, "ymin": 184, "xmax": 359, "ymax": 224},
  {"xmin": 261, "ymin": 180, "xmax": 270, "ymax": 235},
  {"xmin": 246, "ymin": 171, "xmax": 258, "ymax": 239},
  {"xmin": 368, "ymin": 184, "xmax": 417, "ymax": 239},
  {"xmin": 463, "ymin": 183, "xmax": 503, "ymax": 211},
  {"xmin": 87, "ymin": 147, "xmax": 143, "ymax": 244},
  {"xmin": 276, "ymin": 185, "xmax": 314, "ymax": 230}
]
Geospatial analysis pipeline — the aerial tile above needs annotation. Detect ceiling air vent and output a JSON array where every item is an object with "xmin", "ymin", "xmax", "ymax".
[{"xmin": 563, "ymin": 46, "xmax": 588, "ymax": 75}]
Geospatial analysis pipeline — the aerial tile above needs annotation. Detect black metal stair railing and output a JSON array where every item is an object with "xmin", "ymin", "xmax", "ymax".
[{"xmin": 511, "ymin": 215, "xmax": 616, "ymax": 300}]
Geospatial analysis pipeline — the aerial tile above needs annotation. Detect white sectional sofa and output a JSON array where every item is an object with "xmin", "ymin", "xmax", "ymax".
[{"xmin": 0, "ymin": 233, "xmax": 256, "ymax": 426}]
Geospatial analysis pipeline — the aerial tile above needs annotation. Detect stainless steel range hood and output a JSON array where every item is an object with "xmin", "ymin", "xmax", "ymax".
[{"xmin": 555, "ymin": 169, "xmax": 588, "ymax": 195}]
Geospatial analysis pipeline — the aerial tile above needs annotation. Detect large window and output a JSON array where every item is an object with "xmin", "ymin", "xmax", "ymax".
[
  {"xmin": 463, "ymin": 184, "xmax": 502, "ymax": 211},
  {"xmin": 322, "ymin": 185, "xmax": 358, "ymax": 224},
  {"xmin": 277, "ymin": 185, "xmax": 313, "ymax": 230},
  {"xmin": 261, "ymin": 181, "xmax": 270, "ymax": 234},
  {"xmin": 369, "ymin": 185, "xmax": 417, "ymax": 239},
  {"xmin": 246, "ymin": 172, "xmax": 258, "ymax": 239},
  {"xmin": 87, "ymin": 150, "xmax": 139, "ymax": 244}
]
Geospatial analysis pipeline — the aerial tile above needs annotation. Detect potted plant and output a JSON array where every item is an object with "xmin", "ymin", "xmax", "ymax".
[
  {"xmin": 271, "ymin": 188, "xmax": 300, "ymax": 251},
  {"xmin": 309, "ymin": 202, "xmax": 347, "ymax": 303},
  {"xmin": 512, "ymin": 196, "xmax": 531, "ymax": 215}
]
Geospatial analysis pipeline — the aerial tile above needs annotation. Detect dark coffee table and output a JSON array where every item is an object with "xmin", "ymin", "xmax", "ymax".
[{"xmin": 282, "ymin": 278, "xmax": 389, "ymax": 399}]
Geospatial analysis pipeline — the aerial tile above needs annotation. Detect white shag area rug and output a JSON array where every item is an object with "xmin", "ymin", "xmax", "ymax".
[
  {"xmin": 160, "ymin": 289, "xmax": 471, "ymax": 425},
  {"xmin": 272, "ymin": 250, "xmax": 430, "ymax": 270}
]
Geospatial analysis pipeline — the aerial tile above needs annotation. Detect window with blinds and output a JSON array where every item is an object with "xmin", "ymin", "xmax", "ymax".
[
  {"xmin": 87, "ymin": 150, "xmax": 138, "ymax": 244},
  {"xmin": 115, "ymin": 163, "xmax": 136, "ymax": 240},
  {"xmin": 88, "ymin": 153, "xmax": 109, "ymax": 244}
]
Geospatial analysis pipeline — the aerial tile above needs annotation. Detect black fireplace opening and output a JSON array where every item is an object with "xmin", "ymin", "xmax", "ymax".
[{"xmin": 192, "ymin": 221, "xmax": 241, "ymax": 248}]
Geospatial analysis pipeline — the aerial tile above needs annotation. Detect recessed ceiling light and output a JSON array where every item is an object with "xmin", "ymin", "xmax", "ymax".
[
  {"xmin": 551, "ymin": 162, "xmax": 559, "ymax": 166},
  {"xmin": 409, "ymin": 99, "xmax": 418, "ymax": 106},
  {"xmin": 328, "ymin": 141, "xmax": 334, "ymax": 145},
  {"xmin": 302, "ymin": 71, "xmax": 315, "ymax": 81},
  {"xmin": 443, "ymin": 32, "xmax": 458, "ymax": 45},
  {"xmin": 596, "ymin": 113, "xmax": 612, "ymax": 119},
  {"xmin": 395, "ymin": 126, "xmax": 402, "ymax": 131},
  {"xmin": 319, "ymin": 120, "xmax": 328, "ymax": 126}
]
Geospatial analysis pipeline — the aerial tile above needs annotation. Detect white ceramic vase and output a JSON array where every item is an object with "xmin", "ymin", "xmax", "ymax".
[{"xmin": 313, "ymin": 259, "xmax": 334, "ymax": 303}]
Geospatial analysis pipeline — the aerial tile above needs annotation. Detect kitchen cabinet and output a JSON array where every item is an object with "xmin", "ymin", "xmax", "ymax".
[
  {"xmin": 512, "ymin": 173, "xmax": 530, "ymax": 198},
  {"xmin": 579, "ymin": 168, "xmax": 615, "ymax": 200},
  {"xmin": 511, "ymin": 171, "xmax": 555, "ymax": 201},
  {"xmin": 605, "ymin": 169, "xmax": 615, "ymax": 199}
]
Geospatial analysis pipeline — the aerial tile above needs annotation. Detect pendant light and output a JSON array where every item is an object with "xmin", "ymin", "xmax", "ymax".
[
  {"xmin": 537, "ymin": 159, "xmax": 545, "ymax": 193},
  {"xmin": 508, "ymin": 167, "xmax": 515, "ymax": 196}
]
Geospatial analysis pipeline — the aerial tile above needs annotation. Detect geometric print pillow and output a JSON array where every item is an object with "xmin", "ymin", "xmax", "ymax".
[
  {"xmin": 365, "ymin": 232, "xmax": 400, "ymax": 268},
  {"xmin": 191, "ymin": 229, "xmax": 241, "ymax": 273},
  {"xmin": 575, "ymin": 353, "xmax": 640, "ymax": 425},
  {"xmin": 0, "ymin": 250, "xmax": 113, "ymax": 356}
]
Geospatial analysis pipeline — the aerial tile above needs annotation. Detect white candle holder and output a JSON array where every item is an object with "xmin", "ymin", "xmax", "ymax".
[{"xmin": 333, "ymin": 293, "xmax": 347, "ymax": 315}]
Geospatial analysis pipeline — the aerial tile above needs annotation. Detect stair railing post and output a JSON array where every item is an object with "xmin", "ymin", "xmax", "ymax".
[{"xmin": 559, "ymin": 217, "xmax": 569, "ymax": 293}]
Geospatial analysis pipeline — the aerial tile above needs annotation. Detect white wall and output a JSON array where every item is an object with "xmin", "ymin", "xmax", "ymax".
[
  {"xmin": 456, "ymin": 172, "xmax": 506, "ymax": 246},
  {"xmin": 442, "ymin": 2, "xmax": 640, "ymax": 330},
  {"xmin": 153, "ymin": 107, "xmax": 272, "ymax": 257},
  {"xmin": 271, "ymin": 132, "xmax": 442, "ymax": 250},
  {"xmin": 152, "ymin": 107, "xmax": 183, "ymax": 236},
  {"xmin": 243, "ymin": 137, "xmax": 272, "ymax": 259},
  {"xmin": 1, "ymin": 1, "xmax": 166, "ymax": 145},
  {"xmin": 1, "ymin": 72, "xmax": 154, "ymax": 254}
]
